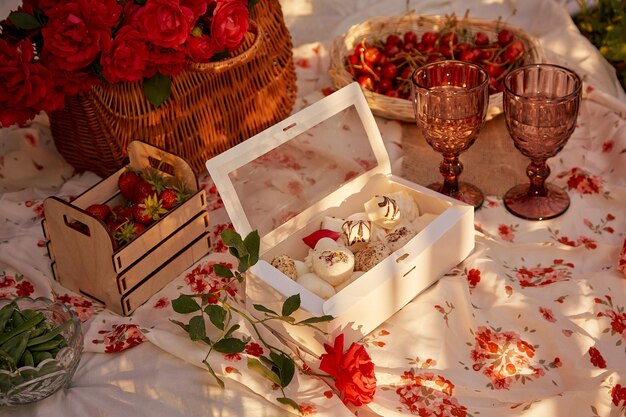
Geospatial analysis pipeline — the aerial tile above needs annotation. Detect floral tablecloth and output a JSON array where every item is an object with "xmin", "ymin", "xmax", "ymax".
[{"xmin": 1, "ymin": 0, "xmax": 626, "ymax": 416}]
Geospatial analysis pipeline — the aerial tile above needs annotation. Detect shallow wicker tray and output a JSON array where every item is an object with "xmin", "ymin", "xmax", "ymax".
[{"xmin": 329, "ymin": 14, "xmax": 546, "ymax": 122}]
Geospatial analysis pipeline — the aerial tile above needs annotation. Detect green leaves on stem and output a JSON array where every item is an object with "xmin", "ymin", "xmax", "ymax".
[
  {"xmin": 143, "ymin": 74, "xmax": 171, "ymax": 108},
  {"xmin": 170, "ymin": 229, "xmax": 333, "ymax": 411}
]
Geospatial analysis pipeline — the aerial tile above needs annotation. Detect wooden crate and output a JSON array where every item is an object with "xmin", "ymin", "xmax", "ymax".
[{"xmin": 42, "ymin": 141, "xmax": 211, "ymax": 315}]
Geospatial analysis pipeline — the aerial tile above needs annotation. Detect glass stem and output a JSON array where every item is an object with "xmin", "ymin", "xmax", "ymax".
[
  {"xmin": 440, "ymin": 154, "xmax": 462, "ymax": 195},
  {"xmin": 526, "ymin": 161, "xmax": 550, "ymax": 197}
]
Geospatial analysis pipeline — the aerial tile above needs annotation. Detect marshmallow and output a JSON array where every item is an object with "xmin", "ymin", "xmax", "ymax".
[
  {"xmin": 310, "ymin": 247, "xmax": 355, "ymax": 286},
  {"xmin": 388, "ymin": 190, "xmax": 420, "ymax": 223},
  {"xmin": 315, "ymin": 237, "xmax": 340, "ymax": 251},
  {"xmin": 385, "ymin": 225, "xmax": 418, "ymax": 252},
  {"xmin": 297, "ymin": 273, "xmax": 336, "ymax": 300},
  {"xmin": 271, "ymin": 255, "xmax": 298, "ymax": 280},
  {"xmin": 342, "ymin": 219, "xmax": 372, "ymax": 246},
  {"xmin": 365, "ymin": 195, "xmax": 401, "ymax": 229},
  {"xmin": 293, "ymin": 260, "xmax": 310, "ymax": 277}
]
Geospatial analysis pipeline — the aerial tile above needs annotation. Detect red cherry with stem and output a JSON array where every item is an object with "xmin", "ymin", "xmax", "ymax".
[
  {"xmin": 497, "ymin": 29, "xmax": 514, "ymax": 47},
  {"xmin": 377, "ymin": 78, "xmax": 393, "ymax": 93},
  {"xmin": 384, "ymin": 43, "xmax": 401, "ymax": 57},
  {"xmin": 403, "ymin": 31, "xmax": 418, "ymax": 44},
  {"xmin": 364, "ymin": 46, "xmax": 382, "ymax": 64},
  {"xmin": 421, "ymin": 31, "xmax": 439, "ymax": 46},
  {"xmin": 358, "ymin": 75, "xmax": 375, "ymax": 90},
  {"xmin": 441, "ymin": 31, "xmax": 459, "ymax": 46},
  {"xmin": 385, "ymin": 89, "xmax": 400, "ymax": 98},
  {"xmin": 386, "ymin": 34, "xmax": 401, "ymax": 46},
  {"xmin": 381, "ymin": 62, "xmax": 398, "ymax": 79},
  {"xmin": 474, "ymin": 32, "xmax": 490, "ymax": 46},
  {"xmin": 503, "ymin": 39, "xmax": 525, "ymax": 63}
]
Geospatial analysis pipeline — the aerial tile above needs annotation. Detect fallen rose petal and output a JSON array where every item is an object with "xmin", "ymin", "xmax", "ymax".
[
  {"xmin": 302, "ymin": 229, "xmax": 341, "ymax": 249},
  {"xmin": 618, "ymin": 238, "xmax": 626, "ymax": 277}
]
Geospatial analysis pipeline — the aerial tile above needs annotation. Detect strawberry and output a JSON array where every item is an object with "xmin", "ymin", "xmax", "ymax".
[
  {"xmin": 159, "ymin": 189, "xmax": 178, "ymax": 210},
  {"xmin": 118, "ymin": 170, "xmax": 141, "ymax": 201},
  {"xmin": 143, "ymin": 167, "xmax": 167, "ymax": 194},
  {"xmin": 132, "ymin": 194, "xmax": 166, "ymax": 225},
  {"xmin": 111, "ymin": 204, "xmax": 133, "ymax": 223},
  {"xmin": 132, "ymin": 180, "xmax": 156, "ymax": 204},
  {"xmin": 112, "ymin": 221, "xmax": 146, "ymax": 246},
  {"xmin": 86, "ymin": 204, "xmax": 111, "ymax": 221}
]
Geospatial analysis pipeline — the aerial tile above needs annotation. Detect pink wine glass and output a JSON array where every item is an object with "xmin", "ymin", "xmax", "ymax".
[
  {"xmin": 411, "ymin": 60, "xmax": 489, "ymax": 209},
  {"xmin": 503, "ymin": 64, "xmax": 582, "ymax": 220}
]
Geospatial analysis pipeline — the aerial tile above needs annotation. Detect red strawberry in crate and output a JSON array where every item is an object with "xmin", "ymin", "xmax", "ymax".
[
  {"xmin": 112, "ymin": 221, "xmax": 146, "ymax": 246},
  {"xmin": 132, "ymin": 180, "xmax": 156, "ymax": 204},
  {"xmin": 86, "ymin": 204, "xmax": 111, "ymax": 221},
  {"xmin": 160, "ymin": 189, "xmax": 178, "ymax": 210},
  {"xmin": 111, "ymin": 205, "xmax": 133, "ymax": 224},
  {"xmin": 132, "ymin": 194, "xmax": 166, "ymax": 225},
  {"xmin": 118, "ymin": 170, "xmax": 141, "ymax": 201}
]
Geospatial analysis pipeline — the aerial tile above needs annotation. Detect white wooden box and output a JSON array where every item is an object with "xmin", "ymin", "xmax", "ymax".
[{"xmin": 206, "ymin": 83, "xmax": 474, "ymax": 355}]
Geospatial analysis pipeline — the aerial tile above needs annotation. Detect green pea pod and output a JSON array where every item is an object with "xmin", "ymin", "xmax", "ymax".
[
  {"xmin": 0, "ymin": 347, "xmax": 16, "ymax": 372},
  {"xmin": 11, "ymin": 309, "xmax": 26, "ymax": 327},
  {"xmin": 28, "ymin": 324, "xmax": 47, "ymax": 339},
  {"xmin": 0, "ymin": 303, "xmax": 15, "ymax": 333},
  {"xmin": 0, "ymin": 312, "xmax": 44, "ymax": 345},
  {"xmin": 0, "ymin": 332, "xmax": 23, "ymax": 352},
  {"xmin": 20, "ymin": 349, "xmax": 34, "ymax": 367},
  {"xmin": 21, "ymin": 309, "xmax": 40, "ymax": 320},
  {"xmin": 26, "ymin": 319, "xmax": 71, "ymax": 347},
  {"xmin": 7, "ymin": 330, "xmax": 31, "ymax": 364},
  {"xmin": 29, "ymin": 338, "xmax": 63, "ymax": 352},
  {"xmin": 32, "ymin": 351, "xmax": 53, "ymax": 365}
]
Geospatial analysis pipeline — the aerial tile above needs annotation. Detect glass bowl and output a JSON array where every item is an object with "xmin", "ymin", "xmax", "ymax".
[{"xmin": 0, "ymin": 297, "xmax": 83, "ymax": 406}]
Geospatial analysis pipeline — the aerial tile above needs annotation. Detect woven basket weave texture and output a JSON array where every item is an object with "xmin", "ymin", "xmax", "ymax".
[{"xmin": 50, "ymin": 0, "xmax": 297, "ymax": 177}]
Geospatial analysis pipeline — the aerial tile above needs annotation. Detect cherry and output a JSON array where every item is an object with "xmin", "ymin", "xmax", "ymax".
[
  {"xmin": 400, "ymin": 66, "xmax": 413, "ymax": 80},
  {"xmin": 503, "ymin": 39, "xmax": 525, "ymax": 63},
  {"xmin": 474, "ymin": 32, "xmax": 489, "ymax": 46},
  {"xmin": 377, "ymin": 78, "xmax": 393, "ymax": 93},
  {"xmin": 384, "ymin": 43, "xmax": 401, "ymax": 57},
  {"xmin": 385, "ymin": 89, "xmax": 400, "ymax": 98},
  {"xmin": 381, "ymin": 62, "xmax": 398, "ymax": 79},
  {"xmin": 421, "ymin": 31, "xmax": 439, "ymax": 46},
  {"xmin": 364, "ymin": 46, "xmax": 382, "ymax": 64},
  {"xmin": 497, "ymin": 29, "xmax": 514, "ymax": 47},
  {"xmin": 358, "ymin": 75, "xmax": 375, "ymax": 90},
  {"xmin": 386, "ymin": 34, "xmax": 401, "ymax": 46},
  {"xmin": 441, "ymin": 31, "xmax": 459, "ymax": 46},
  {"xmin": 403, "ymin": 31, "xmax": 418, "ymax": 45}
]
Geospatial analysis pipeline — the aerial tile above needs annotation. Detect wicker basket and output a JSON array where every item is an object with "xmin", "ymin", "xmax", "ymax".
[
  {"xmin": 329, "ymin": 14, "xmax": 546, "ymax": 122},
  {"xmin": 49, "ymin": 0, "xmax": 297, "ymax": 177}
]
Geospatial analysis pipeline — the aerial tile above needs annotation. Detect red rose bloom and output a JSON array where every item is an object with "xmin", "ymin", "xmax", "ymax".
[
  {"xmin": 186, "ymin": 34, "xmax": 216, "ymax": 62},
  {"xmin": 180, "ymin": 0, "xmax": 210, "ymax": 24},
  {"xmin": 89, "ymin": 0, "xmax": 123, "ymax": 28},
  {"xmin": 100, "ymin": 26, "xmax": 150, "ymax": 83},
  {"xmin": 41, "ymin": 0, "xmax": 111, "ymax": 71},
  {"xmin": 211, "ymin": 0, "xmax": 249, "ymax": 51},
  {"xmin": 319, "ymin": 334, "xmax": 377, "ymax": 406},
  {"xmin": 146, "ymin": 45, "xmax": 187, "ymax": 77},
  {"xmin": 137, "ymin": 0, "xmax": 193, "ymax": 48},
  {"xmin": 0, "ymin": 39, "xmax": 55, "ymax": 127}
]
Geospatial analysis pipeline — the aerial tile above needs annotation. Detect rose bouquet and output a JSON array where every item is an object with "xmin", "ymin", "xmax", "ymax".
[{"xmin": 0, "ymin": 0, "xmax": 257, "ymax": 128}]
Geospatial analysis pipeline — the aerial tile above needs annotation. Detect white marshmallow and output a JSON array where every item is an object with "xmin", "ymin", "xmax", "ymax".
[
  {"xmin": 314, "ymin": 237, "xmax": 340, "ymax": 251},
  {"xmin": 365, "ymin": 195, "xmax": 401, "ymax": 229},
  {"xmin": 310, "ymin": 247, "xmax": 355, "ymax": 287},
  {"xmin": 297, "ymin": 273, "xmax": 336, "ymax": 300},
  {"xmin": 293, "ymin": 260, "xmax": 310, "ymax": 277}
]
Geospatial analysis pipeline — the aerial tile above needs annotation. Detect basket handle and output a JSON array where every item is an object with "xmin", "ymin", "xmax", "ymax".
[{"xmin": 187, "ymin": 20, "xmax": 261, "ymax": 74}]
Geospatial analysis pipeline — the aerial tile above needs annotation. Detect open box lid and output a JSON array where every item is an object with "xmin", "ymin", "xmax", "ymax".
[{"xmin": 206, "ymin": 83, "xmax": 392, "ymax": 251}]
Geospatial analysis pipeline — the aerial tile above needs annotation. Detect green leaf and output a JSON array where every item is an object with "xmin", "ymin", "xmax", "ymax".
[
  {"xmin": 296, "ymin": 315, "xmax": 334, "ymax": 325},
  {"xmin": 223, "ymin": 324, "xmax": 240, "ymax": 339},
  {"xmin": 281, "ymin": 294, "xmax": 301, "ymax": 317},
  {"xmin": 253, "ymin": 304, "xmax": 277, "ymax": 316},
  {"xmin": 188, "ymin": 315, "xmax": 206, "ymax": 341},
  {"xmin": 172, "ymin": 295, "xmax": 201, "ymax": 314},
  {"xmin": 237, "ymin": 256, "xmax": 250, "ymax": 273},
  {"xmin": 203, "ymin": 361, "xmax": 225, "ymax": 389},
  {"xmin": 243, "ymin": 230, "xmax": 260, "ymax": 267},
  {"xmin": 248, "ymin": 0, "xmax": 260, "ymax": 10},
  {"xmin": 204, "ymin": 305, "xmax": 227, "ymax": 331},
  {"xmin": 247, "ymin": 357, "xmax": 281, "ymax": 386},
  {"xmin": 221, "ymin": 229, "xmax": 248, "ymax": 257},
  {"xmin": 270, "ymin": 352, "xmax": 295, "ymax": 387},
  {"xmin": 169, "ymin": 319, "xmax": 189, "ymax": 333},
  {"xmin": 212, "ymin": 337, "xmax": 246, "ymax": 354},
  {"xmin": 143, "ymin": 73, "xmax": 171, "ymax": 107},
  {"xmin": 277, "ymin": 397, "xmax": 300, "ymax": 411},
  {"xmin": 9, "ymin": 12, "xmax": 41, "ymax": 30},
  {"xmin": 213, "ymin": 263, "xmax": 234, "ymax": 278}
]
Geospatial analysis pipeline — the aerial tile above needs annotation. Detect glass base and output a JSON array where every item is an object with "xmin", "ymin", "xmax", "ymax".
[
  {"xmin": 428, "ymin": 181, "xmax": 484, "ymax": 210},
  {"xmin": 503, "ymin": 183, "xmax": 570, "ymax": 220}
]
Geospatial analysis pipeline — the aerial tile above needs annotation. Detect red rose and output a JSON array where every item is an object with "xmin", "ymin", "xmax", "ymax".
[
  {"xmin": 186, "ymin": 34, "xmax": 216, "ymax": 62},
  {"xmin": 100, "ymin": 26, "xmax": 150, "ymax": 83},
  {"xmin": 211, "ymin": 0, "xmax": 249, "ymax": 51},
  {"xmin": 0, "ymin": 39, "xmax": 55, "ymax": 127},
  {"xmin": 41, "ymin": 0, "xmax": 111, "ymax": 71},
  {"xmin": 319, "ymin": 334, "xmax": 377, "ymax": 406},
  {"xmin": 137, "ymin": 0, "xmax": 193, "ymax": 48},
  {"xmin": 88, "ymin": 0, "xmax": 123, "ymax": 28},
  {"xmin": 180, "ymin": 0, "xmax": 210, "ymax": 23}
]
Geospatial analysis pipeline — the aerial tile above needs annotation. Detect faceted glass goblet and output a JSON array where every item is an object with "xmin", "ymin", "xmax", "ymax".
[
  {"xmin": 411, "ymin": 60, "xmax": 489, "ymax": 209},
  {"xmin": 502, "ymin": 64, "xmax": 582, "ymax": 220}
]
